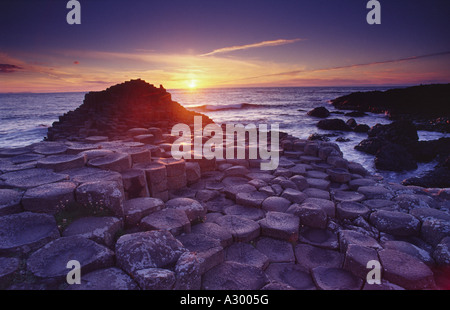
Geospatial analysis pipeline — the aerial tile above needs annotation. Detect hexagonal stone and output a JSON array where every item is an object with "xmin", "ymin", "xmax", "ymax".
[
  {"xmin": 0, "ymin": 257, "xmax": 20, "ymax": 289},
  {"xmin": 363, "ymin": 199, "xmax": 398, "ymax": 211},
  {"xmin": 85, "ymin": 136, "xmax": 108, "ymax": 143},
  {"xmin": 68, "ymin": 168, "xmax": 122, "ymax": 186},
  {"xmin": 286, "ymin": 203, "xmax": 328, "ymax": 229},
  {"xmin": 378, "ymin": 249, "xmax": 435, "ymax": 290},
  {"xmin": 27, "ymin": 236, "xmax": 114, "ymax": 283},
  {"xmin": 433, "ymin": 237, "xmax": 450, "ymax": 266},
  {"xmin": 333, "ymin": 190, "xmax": 365, "ymax": 203},
  {"xmin": 383, "ymin": 241, "xmax": 434, "ymax": 265},
  {"xmin": 62, "ymin": 216, "xmax": 123, "ymax": 247},
  {"xmin": 177, "ymin": 233, "xmax": 224, "ymax": 274},
  {"xmin": 0, "ymin": 168, "xmax": 69, "ymax": 189},
  {"xmin": 121, "ymin": 169, "xmax": 149, "ymax": 199},
  {"xmin": 9, "ymin": 153, "xmax": 45, "ymax": 164},
  {"xmin": 393, "ymin": 194, "xmax": 437, "ymax": 211},
  {"xmin": 140, "ymin": 209, "xmax": 191, "ymax": 236},
  {"xmin": 256, "ymin": 237, "xmax": 295, "ymax": 263},
  {"xmin": 410, "ymin": 208, "xmax": 450, "ymax": 223},
  {"xmin": 201, "ymin": 261, "xmax": 268, "ymax": 290},
  {"xmin": 118, "ymin": 147, "xmax": 151, "ymax": 165},
  {"xmin": 336, "ymin": 202, "xmax": 370, "ymax": 220},
  {"xmin": 327, "ymin": 168, "xmax": 352, "ymax": 183},
  {"xmin": 295, "ymin": 244, "xmax": 343, "ymax": 271},
  {"xmin": 215, "ymin": 215, "xmax": 260, "ymax": 243},
  {"xmin": 203, "ymin": 195, "xmax": 234, "ymax": 213},
  {"xmin": 265, "ymin": 263, "xmax": 316, "ymax": 290},
  {"xmin": 135, "ymin": 268, "xmax": 176, "ymax": 290},
  {"xmin": 174, "ymin": 251, "xmax": 202, "ymax": 290},
  {"xmin": 0, "ymin": 189, "xmax": 22, "ymax": 216},
  {"xmin": 299, "ymin": 227, "xmax": 339, "ymax": 250},
  {"xmin": 223, "ymin": 165, "xmax": 250, "ymax": 178},
  {"xmin": 223, "ymin": 184, "xmax": 257, "ymax": 201},
  {"xmin": 223, "ymin": 204, "xmax": 265, "ymax": 221},
  {"xmin": 88, "ymin": 153, "xmax": 131, "ymax": 172},
  {"xmin": 306, "ymin": 178, "xmax": 330, "ymax": 191},
  {"xmin": 303, "ymin": 188, "xmax": 330, "ymax": 200},
  {"xmin": 236, "ymin": 191, "xmax": 268, "ymax": 208},
  {"xmin": 123, "ymin": 197, "xmax": 165, "ymax": 227},
  {"xmin": 369, "ymin": 210, "xmax": 420, "ymax": 237},
  {"xmin": 343, "ymin": 244, "xmax": 379, "ymax": 279},
  {"xmin": 289, "ymin": 175, "xmax": 308, "ymax": 191},
  {"xmin": 22, "ymin": 181, "xmax": 76, "ymax": 214},
  {"xmin": 348, "ymin": 178, "xmax": 376, "ymax": 190},
  {"xmin": 357, "ymin": 186, "xmax": 393, "ymax": 200},
  {"xmin": 261, "ymin": 196, "xmax": 291, "ymax": 213},
  {"xmin": 420, "ymin": 218, "xmax": 450, "ymax": 246},
  {"xmin": 281, "ymin": 188, "xmax": 307, "ymax": 204},
  {"xmin": 65, "ymin": 143, "xmax": 100, "ymax": 155},
  {"xmin": 115, "ymin": 231, "xmax": 186, "ymax": 275},
  {"xmin": 225, "ymin": 243, "xmax": 269, "ymax": 269},
  {"xmin": 259, "ymin": 211, "xmax": 299, "ymax": 242},
  {"xmin": 165, "ymin": 198, "xmax": 206, "ymax": 223},
  {"xmin": 75, "ymin": 181, "xmax": 125, "ymax": 217},
  {"xmin": 312, "ymin": 267, "xmax": 363, "ymax": 290},
  {"xmin": 67, "ymin": 267, "xmax": 139, "ymax": 290},
  {"xmin": 306, "ymin": 170, "xmax": 328, "ymax": 179},
  {"xmin": 185, "ymin": 162, "xmax": 201, "ymax": 185},
  {"xmin": 261, "ymin": 281, "xmax": 296, "ymax": 290},
  {"xmin": 221, "ymin": 176, "xmax": 248, "ymax": 187},
  {"xmin": 37, "ymin": 154, "xmax": 86, "ymax": 172},
  {"xmin": 339, "ymin": 230, "xmax": 381, "ymax": 253},
  {"xmin": 191, "ymin": 222, "xmax": 233, "ymax": 248},
  {"xmin": 303, "ymin": 197, "xmax": 335, "ymax": 218},
  {"xmin": 33, "ymin": 143, "xmax": 68, "ymax": 155},
  {"xmin": 0, "ymin": 147, "xmax": 32, "ymax": 157},
  {"xmin": 363, "ymin": 280, "xmax": 405, "ymax": 290},
  {"xmin": 0, "ymin": 212, "xmax": 60, "ymax": 255}
]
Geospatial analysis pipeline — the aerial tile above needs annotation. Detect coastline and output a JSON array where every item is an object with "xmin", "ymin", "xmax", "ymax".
[{"xmin": 0, "ymin": 80, "xmax": 449, "ymax": 290}]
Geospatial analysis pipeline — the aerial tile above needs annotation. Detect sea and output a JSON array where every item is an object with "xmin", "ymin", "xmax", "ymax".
[{"xmin": 1, "ymin": 87, "xmax": 448, "ymax": 183}]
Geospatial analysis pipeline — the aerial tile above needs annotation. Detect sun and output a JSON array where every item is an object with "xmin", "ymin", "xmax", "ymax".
[{"xmin": 187, "ymin": 80, "xmax": 197, "ymax": 89}]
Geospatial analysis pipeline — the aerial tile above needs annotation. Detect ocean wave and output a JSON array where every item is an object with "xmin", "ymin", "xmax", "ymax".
[{"xmin": 188, "ymin": 103, "xmax": 274, "ymax": 112}]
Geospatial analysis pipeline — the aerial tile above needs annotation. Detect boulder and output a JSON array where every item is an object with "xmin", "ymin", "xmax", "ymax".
[
  {"xmin": 123, "ymin": 197, "xmax": 164, "ymax": 227},
  {"xmin": 317, "ymin": 119, "xmax": 352, "ymax": 131},
  {"xmin": 369, "ymin": 210, "xmax": 420, "ymax": 237},
  {"xmin": 339, "ymin": 230, "xmax": 381, "ymax": 252},
  {"xmin": 121, "ymin": 169, "xmax": 149, "ymax": 199},
  {"xmin": 433, "ymin": 237, "xmax": 450, "ymax": 266},
  {"xmin": 307, "ymin": 107, "xmax": 330, "ymax": 118},
  {"xmin": 336, "ymin": 202, "xmax": 370, "ymax": 220},
  {"xmin": 236, "ymin": 191, "xmax": 268, "ymax": 208},
  {"xmin": 261, "ymin": 196, "xmax": 291, "ymax": 213},
  {"xmin": 299, "ymin": 227, "xmax": 339, "ymax": 250}
]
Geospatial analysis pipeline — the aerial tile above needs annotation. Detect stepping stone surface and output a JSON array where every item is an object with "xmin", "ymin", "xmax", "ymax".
[
  {"xmin": 0, "ymin": 257, "xmax": 20, "ymax": 289},
  {"xmin": 123, "ymin": 197, "xmax": 165, "ymax": 227},
  {"xmin": 261, "ymin": 196, "xmax": 291, "ymax": 213},
  {"xmin": 224, "ymin": 204, "xmax": 265, "ymax": 221},
  {"xmin": 88, "ymin": 153, "xmax": 131, "ymax": 172},
  {"xmin": 333, "ymin": 190, "xmax": 365, "ymax": 203},
  {"xmin": 295, "ymin": 244, "xmax": 344, "ymax": 271},
  {"xmin": 37, "ymin": 154, "xmax": 86, "ymax": 172},
  {"xmin": 235, "ymin": 191, "xmax": 268, "ymax": 208},
  {"xmin": 369, "ymin": 210, "xmax": 420, "ymax": 236},
  {"xmin": 259, "ymin": 211, "xmax": 299, "ymax": 242},
  {"xmin": 0, "ymin": 168, "xmax": 69, "ymax": 189},
  {"xmin": 336, "ymin": 202, "xmax": 370, "ymax": 220},
  {"xmin": 191, "ymin": 222, "xmax": 233, "ymax": 248},
  {"xmin": 134, "ymin": 268, "xmax": 175, "ymax": 290},
  {"xmin": 22, "ymin": 181, "xmax": 76, "ymax": 214},
  {"xmin": 165, "ymin": 198, "xmax": 206, "ymax": 223},
  {"xmin": 225, "ymin": 242, "xmax": 269, "ymax": 269},
  {"xmin": 312, "ymin": 267, "xmax": 363, "ymax": 290},
  {"xmin": 379, "ymin": 249, "xmax": 436, "ymax": 290},
  {"xmin": 27, "ymin": 236, "xmax": 114, "ymax": 282},
  {"xmin": 0, "ymin": 189, "xmax": 22, "ymax": 216},
  {"xmin": 256, "ymin": 237, "xmax": 295, "ymax": 263},
  {"xmin": 140, "ymin": 208, "xmax": 191, "ymax": 236},
  {"xmin": 0, "ymin": 212, "xmax": 60, "ymax": 255},
  {"xmin": 215, "ymin": 215, "xmax": 260, "ymax": 243},
  {"xmin": 76, "ymin": 181, "xmax": 125, "ymax": 217},
  {"xmin": 299, "ymin": 227, "xmax": 339, "ymax": 250},
  {"xmin": 67, "ymin": 267, "xmax": 139, "ymax": 290},
  {"xmin": 287, "ymin": 203, "xmax": 327, "ymax": 229},
  {"xmin": 201, "ymin": 261, "xmax": 268, "ymax": 290}
]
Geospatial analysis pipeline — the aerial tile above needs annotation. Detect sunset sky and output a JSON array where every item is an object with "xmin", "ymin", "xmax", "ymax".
[{"xmin": 1, "ymin": 0, "xmax": 449, "ymax": 92}]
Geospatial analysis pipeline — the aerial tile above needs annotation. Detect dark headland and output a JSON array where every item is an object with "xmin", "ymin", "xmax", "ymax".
[{"xmin": 0, "ymin": 80, "xmax": 449, "ymax": 291}]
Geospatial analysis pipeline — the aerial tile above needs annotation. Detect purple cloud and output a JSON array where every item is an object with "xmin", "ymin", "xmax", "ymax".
[{"xmin": 0, "ymin": 64, "xmax": 23, "ymax": 73}]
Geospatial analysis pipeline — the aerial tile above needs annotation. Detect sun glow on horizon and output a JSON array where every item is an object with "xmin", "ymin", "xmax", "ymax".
[{"xmin": 187, "ymin": 79, "xmax": 198, "ymax": 89}]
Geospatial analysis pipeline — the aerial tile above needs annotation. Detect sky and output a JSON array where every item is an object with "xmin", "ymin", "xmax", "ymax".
[{"xmin": 0, "ymin": 0, "xmax": 449, "ymax": 92}]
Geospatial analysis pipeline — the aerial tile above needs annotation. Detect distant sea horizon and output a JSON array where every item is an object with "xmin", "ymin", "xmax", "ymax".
[{"xmin": 1, "ymin": 85, "xmax": 448, "ymax": 184}]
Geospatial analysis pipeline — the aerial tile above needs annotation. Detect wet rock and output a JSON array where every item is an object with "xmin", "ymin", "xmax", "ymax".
[
  {"xmin": 75, "ymin": 181, "xmax": 125, "ymax": 217},
  {"xmin": 433, "ymin": 237, "xmax": 450, "ymax": 266},
  {"xmin": 343, "ymin": 244, "xmax": 379, "ymax": 279},
  {"xmin": 317, "ymin": 119, "xmax": 352, "ymax": 131},
  {"xmin": 225, "ymin": 243, "xmax": 269, "ymax": 269},
  {"xmin": 67, "ymin": 267, "xmax": 139, "ymax": 290},
  {"xmin": 383, "ymin": 241, "xmax": 434, "ymax": 265},
  {"xmin": 259, "ymin": 211, "xmax": 299, "ymax": 242},
  {"xmin": 0, "ymin": 189, "xmax": 23, "ymax": 216},
  {"xmin": 265, "ymin": 263, "xmax": 316, "ymax": 290},
  {"xmin": 256, "ymin": 237, "xmax": 295, "ymax": 263},
  {"xmin": 165, "ymin": 198, "xmax": 206, "ymax": 223},
  {"xmin": 27, "ymin": 236, "xmax": 114, "ymax": 284},
  {"xmin": 333, "ymin": 190, "xmax": 365, "ymax": 203},
  {"xmin": 307, "ymin": 107, "xmax": 330, "ymax": 118},
  {"xmin": 311, "ymin": 267, "xmax": 363, "ymax": 290},
  {"xmin": 375, "ymin": 143, "xmax": 418, "ymax": 171},
  {"xmin": 22, "ymin": 181, "xmax": 76, "ymax": 214},
  {"xmin": 294, "ymin": 244, "xmax": 344, "ymax": 271},
  {"xmin": 201, "ymin": 261, "xmax": 267, "ymax": 290},
  {"xmin": 0, "ymin": 212, "xmax": 60, "ymax": 255},
  {"xmin": 140, "ymin": 208, "xmax": 191, "ymax": 236},
  {"xmin": 177, "ymin": 233, "xmax": 224, "ymax": 274},
  {"xmin": 0, "ymin": 257, "xmax": 20, "ymax": 289},
  {"xmin": 223, "ymin": 204, "xmax": 265, "ymax": 221},
  {"xmin": 215, "ymin": 215, "xmax": 260, "ymax": 243},
  {"xmin": 191, "ymin": 222, "xmax": 233, "ymax": 248},
  {"xmin": 62, "ymin": 216, "xmax": 123, "ymax": 247},
  {"xmin": 115, "ymin": 231, "xmax": 186, "ymax": 275},
  {"xmin": 299, "ymin": 227, "xmax": 339, "ymax": 250},
  {"xmin": 369, "ymin": 210, "xmax": 420, "ymax": 237},
  {"xmin": 88, "ymin": 153, "xmax": 132, "ymax": 173},
  {"xmin": 336, "ymin": 202, "xmax": 370, "ymax": 220},
  {"xmin": 339, "ymin": 230, "xmax": 381, "ymax": 252},
  {"xmin": 287, "ymin": 203, "xmax": 327, "ymax": 229},
  {"xmin": 354, "ymin": 124, "xmax": 370, "ymax": 133},
  {"xmin": 378, "ymin": 249, "xmax": 435, "ymax": 290},
  {"xmin": 0, "ymin": 168, "xmax": 69, "ymax": 189}
]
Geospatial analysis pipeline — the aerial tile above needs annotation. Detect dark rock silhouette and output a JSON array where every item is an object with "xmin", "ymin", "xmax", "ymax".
[
  {"xmin": 307, "ymin": 107, "xmax": 330, "ymax": 118},
  {"xmin": 317, "ymin": 119, "xmax": 352, "ymax": 131}
]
